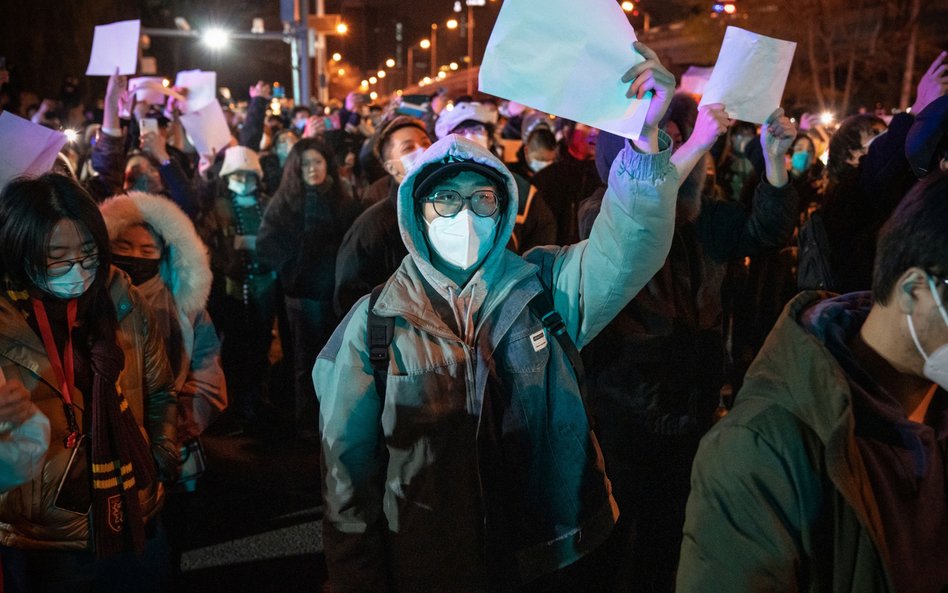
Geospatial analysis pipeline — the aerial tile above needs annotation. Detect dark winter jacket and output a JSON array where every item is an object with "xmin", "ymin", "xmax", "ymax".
[
  {"xmin": 196, "ymin": 187, "xmax": 276, "ymax": 305},
  {"xmin": 333, "ymin": 177, "xmax": 404, "ymax": 316},
  {"xmin": 579, "ymin": 163, "xmax": 798, "ymax": 434},
  {"xmin": 676, "ymin": 291, "xmax": 921, "ymax": 593},
  {"xmin": 822, "ymin": 113, "xmax": 917, "ymax": 293},
  {"xmin": 257, "ymin": 181, "xmax": 360, "ymax": 301},
  {"xmin": 532, "ymin": 153, "xmax": 603, "ymax": 245}
]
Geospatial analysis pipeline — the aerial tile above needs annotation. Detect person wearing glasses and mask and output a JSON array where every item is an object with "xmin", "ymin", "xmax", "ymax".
[
  {"xmin": 316, "ymin": 43, "xmax": 682, "ymax": 593},
  {"xmin": 0, "ymin": 174, "xmax": 179, "ymax": 592}
]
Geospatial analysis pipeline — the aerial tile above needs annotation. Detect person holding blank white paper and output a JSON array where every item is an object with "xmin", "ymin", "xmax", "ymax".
[{"xmin": 316, "ymin": 42, "xmax": 679, "ymax": 593}]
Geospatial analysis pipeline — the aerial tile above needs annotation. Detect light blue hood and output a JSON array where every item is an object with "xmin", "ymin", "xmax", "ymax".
[{"xmin": 397, "ymin": 134, "xmax": 521, "ymax": 301}]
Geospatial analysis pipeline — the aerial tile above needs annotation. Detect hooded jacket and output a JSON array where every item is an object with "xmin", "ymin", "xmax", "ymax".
[
  {"xmin": 100, "ymin": 192, "xmax": 227, "ymax": 442},
  {"xmin": 676, "ymin": 291, "xmax": 913, "ymax": 593},
  {"xmin": 316, "ymin": 133, "xmax": 679, "ymax": 592},
  {"xmin": 0, "ymin": 270, "xmax": 177, "ymax": 550}
]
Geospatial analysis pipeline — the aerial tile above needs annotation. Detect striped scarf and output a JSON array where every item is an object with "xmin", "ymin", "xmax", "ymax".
[{"xmin": 89, "ymin": 333, "xmax": 157, "ymax": 558}]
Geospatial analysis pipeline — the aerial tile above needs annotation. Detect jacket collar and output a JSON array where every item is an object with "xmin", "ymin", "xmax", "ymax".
[{"xmin": 748, "ymin": 290, "xmax": 889, "ymax": 556}]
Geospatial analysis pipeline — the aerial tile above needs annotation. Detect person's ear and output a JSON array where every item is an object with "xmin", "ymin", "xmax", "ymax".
[
  {"xmin": 894, "ymin": 267, "xmax": 928, "ymax": 315},
  {"xmin": 382, "ymin": 158, "xmax": 399, "ymax": 178}
]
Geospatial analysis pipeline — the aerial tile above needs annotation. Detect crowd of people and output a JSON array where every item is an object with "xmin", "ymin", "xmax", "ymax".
[{"xmin": 0, "ymin": 31, "xmax": 946, "ymax": 593}]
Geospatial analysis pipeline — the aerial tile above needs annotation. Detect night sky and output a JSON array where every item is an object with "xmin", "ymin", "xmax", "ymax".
[{"xmin": 0, "ymin": 0, "xmax": 688, "ymax": 104}]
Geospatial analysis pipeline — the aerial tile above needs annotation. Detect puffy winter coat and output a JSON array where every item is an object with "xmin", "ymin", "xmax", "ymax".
[
  {"xmin": 0, "ymin": 270, "xmax": 177, "ymax": 550},
  {"xmin": 316, "ymin": 133, "xmax": 679, "ymax": 592}
]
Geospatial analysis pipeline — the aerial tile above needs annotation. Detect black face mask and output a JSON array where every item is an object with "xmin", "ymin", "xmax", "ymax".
[{"xmin": 111, "ymin": 254, "xmax": 161, "ymax": 286}]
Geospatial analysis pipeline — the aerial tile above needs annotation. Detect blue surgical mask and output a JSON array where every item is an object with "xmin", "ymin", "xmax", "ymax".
[
  {"xmin": 228, "ymin": 177, "xmax": 257, "ymax": 198},
  {"xmin": 791, "ymin": 151, "xmax": 812, "ymax": 173},
  {"xmin": 42, "ymin": 265, "xmax": 96, "ymax": 300}
]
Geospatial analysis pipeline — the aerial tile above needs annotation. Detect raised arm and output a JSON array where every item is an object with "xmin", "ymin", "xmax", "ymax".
[
  {"xmin": 239, "ymin": 81, "xmax": 271, "ymax": 149},
  {"xmin": 543, "ymin": 43, "xmax": 680, "ymax": 348}
]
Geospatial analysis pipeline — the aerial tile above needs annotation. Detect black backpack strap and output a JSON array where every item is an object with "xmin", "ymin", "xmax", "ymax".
[
  {"xmin": 526, "ymin": 266, "xmax": 592, "ymax": 425},
  {"xmin": 367, "ymin": 284, "xmax": 394, "ymax": 396}
]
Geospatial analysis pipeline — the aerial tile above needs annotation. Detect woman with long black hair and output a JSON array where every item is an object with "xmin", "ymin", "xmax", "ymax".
[
  {"xmin": 257, "ymin": 139, "xmax": 360, "ymax": 441},
  {"xmin": 0, "ymin": 173, "xmax": 178, "ymax": 592}
]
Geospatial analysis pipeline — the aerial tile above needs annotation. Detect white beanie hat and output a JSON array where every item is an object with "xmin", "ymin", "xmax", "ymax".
[
  {"xmin": 220, "ymin": 145, "xmax": 263, "ymax": 178},
  {"xmin": 434, "ymin": 102, "xmax": 499, "ymax": 140}
]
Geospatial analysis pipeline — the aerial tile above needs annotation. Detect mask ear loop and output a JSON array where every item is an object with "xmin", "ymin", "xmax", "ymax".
[
  {"xmin": 926, "ymin": 274, "xmax": 948, "ymax": 328},
  {"xmin": 907, "ymin": 313, "xmax": 930, "ymax": 362}
]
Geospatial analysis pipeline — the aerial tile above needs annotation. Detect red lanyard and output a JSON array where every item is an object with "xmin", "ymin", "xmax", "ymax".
[{"xmin": 32, "ymin": 298, "xmax": 81, "ymax": 447}]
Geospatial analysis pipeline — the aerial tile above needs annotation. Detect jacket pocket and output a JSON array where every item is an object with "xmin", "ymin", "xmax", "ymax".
[{"xmin": 498, "ymin": 325, "xmax": 550, "ymax": 374}]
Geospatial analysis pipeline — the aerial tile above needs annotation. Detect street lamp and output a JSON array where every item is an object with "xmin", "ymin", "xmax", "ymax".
[
  {"xmin": 336, "ymin": 22, "xmax": 348, "ymax": 34},
  {"xmin": 369, "ymin": 76, "xmax": 378, "ymax": 84},
  {"xmin": 420, "ymin": 38, "xmax": 431, "ymax": 49},
  {"xmin": 332, "ymin": 52, "xmax": 342, "ymax": 62},
  {"xmin": 446, "ymin": 18, "xmax": 459, "ymax": 29},
  {"xmin": 385, "ymin": 58, "xmax": 396, "ymax": 68},
  {"xmin": 621, "ymin": 1, "xmax": 634, "ymax": 12},
  {"xmin": 202, "ymin": 27, "xmax": 230, "ymax": 49},
  {"xmin": 377, "ymin": 70, "xmax": 386, "ymax": 78}
]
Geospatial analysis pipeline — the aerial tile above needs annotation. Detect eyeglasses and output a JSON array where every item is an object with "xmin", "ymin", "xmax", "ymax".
[
  {"xmin": 456, "ymin": 123, "xmax": 488, "ymax": 136},
  {"xmin": 424, "ymin": 189, "xmax": 500, "ymax": 218},
  {"xmin": 46, "ymin": 253, "xmax": 100, "ymax": 278}
]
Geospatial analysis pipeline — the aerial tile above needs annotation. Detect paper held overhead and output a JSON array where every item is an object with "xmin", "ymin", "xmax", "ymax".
[
  {"xmin": 175, "ymin": 70, "xmax": 218, "ymax": 113},
  {"xmin": 86, "ymin": 19, "xmax": 141, "ymax": 76},
  {"xmin": 478, "ymin": 0, "xmax": 650, "ymax": 141},
  {"xmin": 179, "ymin": 100, "xmax": 232, "ymax": 157},
  {"xmin": 0, "ymin": 112, "xmax": 68, "ymax": 190},
  {"xmin": 129, "ymin": 77, "xmax": 167, "ymax": 105},
  {"xmin": 699, "ymin": 27, "xmax": 797, "ymax": 124}
]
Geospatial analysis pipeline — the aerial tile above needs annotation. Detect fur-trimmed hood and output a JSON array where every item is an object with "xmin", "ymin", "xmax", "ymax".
[{"xmin": 99, "ymin": 192, "xmax": 212, "ymax": 316}]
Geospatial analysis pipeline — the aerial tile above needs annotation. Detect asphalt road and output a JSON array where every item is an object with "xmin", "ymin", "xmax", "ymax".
[{"xmin": 168, "ymin": 408, "xmax": 328, "ymax": 593}]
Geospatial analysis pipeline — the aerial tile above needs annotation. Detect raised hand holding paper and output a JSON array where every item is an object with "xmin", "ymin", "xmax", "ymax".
[
  {"xmin": 129, "ymin": 77, "xmax": 167, "ymax": 105},
  {"xmin": 175, "ymin": 70, "xmax": 217, "ymax": 113},
  {"xmin": 699, "ymin": 27, "xmax": 796, "ymax": 124},
  {"xmin": 179, "ymin": 100, "xmax": 232, "ymax": 157},
  {"xmin": 478, "ymin": 0, "xmax": 650, "ymax": 140},
  {"xmin": 86, "ymin": 20, "xmax": 141, "ymax": 76},
  {"xmin": 0, "ymin": 112, "xmax": 68, "ymax": 190}
]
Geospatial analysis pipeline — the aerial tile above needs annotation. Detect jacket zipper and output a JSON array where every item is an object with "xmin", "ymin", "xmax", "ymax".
[{"xmin": 460, "ymin": 340, "xmax": 490, "ymax": 581}]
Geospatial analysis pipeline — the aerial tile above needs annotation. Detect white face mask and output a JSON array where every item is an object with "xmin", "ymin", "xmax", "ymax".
[
  {"xmin": 528, "ymin": 159, "xmax": 553, "ymax": 173},
  {"xmin": 398, "ymin": 146, "xmax": 427, "ymax": 174},
  {"xmin": 43, "ymin": 264, "xmax": 96, "ymax": 300},
  {"xmin": 906, "ymin": 275, "xmax": 948, "ymax": 391},
  {"xmin": 425, "ymin": 209, "xmax": 497, "ymax": 271}
]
